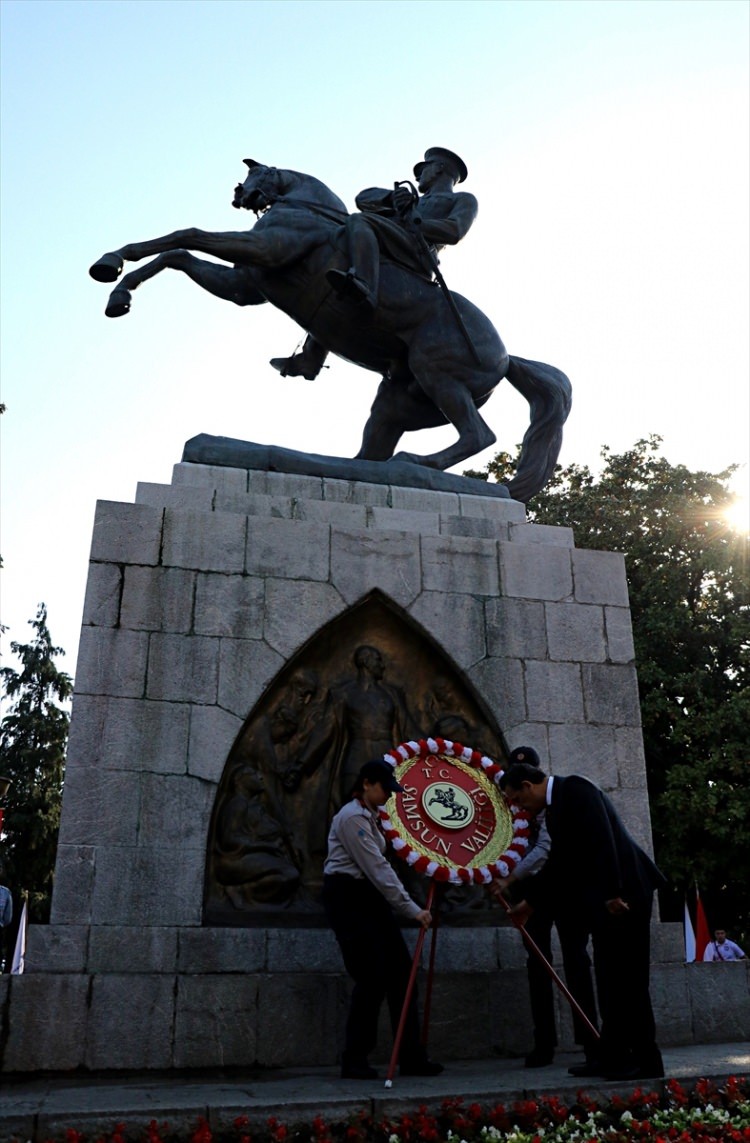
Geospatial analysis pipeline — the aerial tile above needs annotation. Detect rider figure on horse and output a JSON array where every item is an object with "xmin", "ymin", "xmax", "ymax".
[{"xmin": 271, "ymin": 147, "xmax": 477, "ymax": 380}]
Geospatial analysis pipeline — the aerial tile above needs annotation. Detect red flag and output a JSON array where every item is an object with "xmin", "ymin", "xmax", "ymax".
[{"xmin": 695, "ymin": 886, "xmax": 711, "ymax": 960}]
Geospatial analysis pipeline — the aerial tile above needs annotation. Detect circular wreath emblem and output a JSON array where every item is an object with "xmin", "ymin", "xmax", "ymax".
[{"xmin": 379, "ymin": 738, "xmax": 531, "ymax": 885}]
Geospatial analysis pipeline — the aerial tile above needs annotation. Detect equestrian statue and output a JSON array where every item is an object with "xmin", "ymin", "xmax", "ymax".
[{"xmin": 89, "ymin": 147, "xmax": 571, "ymax": 501}]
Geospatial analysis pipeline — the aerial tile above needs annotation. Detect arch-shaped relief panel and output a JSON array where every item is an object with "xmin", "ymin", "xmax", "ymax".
[{"xmin": 204, "ymin": 590, "xmax": 509, "ymax": 927}]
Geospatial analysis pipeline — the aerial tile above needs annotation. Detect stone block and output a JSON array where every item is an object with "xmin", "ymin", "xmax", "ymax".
[
  {"xmin": 3, "ymin": 975, "xmax": 89, "ymax": 1071},
  {"xmin": 218, "ymin": 638, "xmax": 285, "ymax": 719},
  {"xmin": 615, "ymin": 726, "xmax": 648, "ymax": 789},
  {"xmin": 605, "ymin": 606, "xmax": 636, "ymax": 662},
  {"xmin": 390, "ymin": 486, "xmax": 460, "ymax": 514},
  {"xmin": 440, "ymin": 514, "xmax": 509, "ymax": 540},
  {"xmin": 266, "ymin": 928, "xmax": 342, "ymax": 972},
  {"xmin": 497, "ymin": 926, "xmax": 528, "ymax": 970},
  {"xmin": 582, "ymin": 663, "xmax": 642, "ymax": 726},
  {"xmin": 193, "ymin": 572, "xmax": 264, "ymax": 638},
  {"xmin": 75, "ymin": 627, "xmax": 149, "ymax": 698},
  {"xmin": 652, "ymin": 921, "xmax": 685, "ymax": 964},
  {"xmin": 91, "ymin": 846, "xmax": 203, "ymax": 927},
  {"xmin": 246, "ymin": 518, "xmax": 330, "ymax": 580},
  {"xmin": 469, "ymin": 657, "xmax": 527, "ymax": 729},
  {"xmin": 138, "ymin": 773, "xmax": 216, "ymax": 848},
  {"xmin": 509, "ymin": 522, "xmax": 575, "ymax": 547},
  {"xmin": 66, "ymin": 695, "xmax": 191, "ymax": 774},
  {"xmin": 459, "ymin": 494, "xmax": 526, "ymax": 523},
  {"xmin": 369, "ymin": 505, "xmax": 441, "ymax": 534},
  {"xmin": 120, "ymin": 565, "xmax": 195, "ymax": 632},
  {"xmin": 607, "ymin": 788, "xmax": 655, "ymax": 852},
  {"xmin": 264, "ymin": 579, "xmax": 344, "ymax": 658},
  {"xmin": 263, "ymin": 470, "xmax": 324, "ymax": 499},
  {"xmin": 430, "ymin": 927, "xmax": 499, "ymax": 973},
  {"xmin": 25, "ymin": 924, "xmax": 89, "ymax": 973},
  {"xmin": 293, "ymin": 498, "xmax": 368, "ymax": 528},
  {"xmin": 50, "ymin": 845, "xmax": 96, "ymax": 925},
  {"xmin": 331, "ymin": 529, "xmax": 421, "ymax": 606},
  {"xmin": 688, "ymin": 962, "xmax": 750, "ymax": 1041},
  {"xmin": 499, "ymin": 542, "xmax": 573, "ymax": 601},
  {"xmin": 545, "ymin": 602, "xmax": 607, "ymax": 663},
  {"xmin": 188, "ymin": 704, "xmax": 243, "ymax": 781},
  {"xmin": 82, "ymin": 562, "xmax": 122, "ymax": 627},
  {"xmin": 178, "ymin": 927, "xmax": 267, "ymax": 973},
  {"xmin": 174, "ymin": 974, "xmax": 259, "ymax": 1068},
  {"xmin": 86, "ymin": 974, "xmax": 175, "ymax": 1069},
  {"xmin": 548, "ymin": 724, "xmax": 617, "ymax": 788},
  {"xmin": 490, "ymin": 967, "xmax": 534, "ymax": 1055},
  {"xmin": 136, "ymin": 481, "xmax": 215, "ymax": 511},
  {"xmin": 88, "ymin": 925, "xmax": 178, "ymax": 973},
  {"xmin": 147, "ymin": 633, "xmax": 219, "ymax": 703},
  {"xmin": 572, "ymin": 549, "xmax": 629, "ymax": 606},
  {"xmin": 90, "ymin": 500, "xmax": 163, "ymax": 565},
  {"xmin": 420, "ymin": 972, "xmax": 494, "ymax": 1059},
  {"xmin": 421, "ymin": 534, "xmax": 499, "ymax": 595},
  {"xmin": 256, "ymin": 974, "xmax": 342, "ymax": 1066},
  {"xmin": 240, "ymin": 491, "xmax": 295, "ymax": 518},
  {"xmin": 485, "ymin": 598, "xmax": 548, "ymax": 660},
  {"xmin": 58, "ymin": 766, "xmax": 141, "ymax": 846},
  {"xmin": 322, "ymin": 477, "xmax": 389, "ymax": 505},
  {"xmin": 500, "ymin": 725, "xmax": 549, "ymax": 766},
  {"xmin": 173, "ymin": 462, "xmax": 248, "ymax": 493},
  {"xmin": 647, "ymin": 964, "xmax": 692, "ymax": 1045},
  {"xmin": 162, "ymin": 507, "xmax": 246, "ymax": 572},
  {"xmin": 408, "ymin": 591, "xmax": 486, "ymax": 668},
  {"xmin": 525, "ymin": 661, "xmax": 585, "ymax": 724}
]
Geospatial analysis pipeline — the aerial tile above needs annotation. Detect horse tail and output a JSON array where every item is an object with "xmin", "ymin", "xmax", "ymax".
[{"xmin": 504, "ymin": 355, "xmax": 572, "ymax": 503}]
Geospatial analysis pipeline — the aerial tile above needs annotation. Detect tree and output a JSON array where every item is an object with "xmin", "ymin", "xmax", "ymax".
[
  {"xmin": 466, "ymin": 437, "xmax": 750, "ymax": 943},
  {"xmin": 0, "ymin": 604, "xmax": 72, "ymax": 923}
]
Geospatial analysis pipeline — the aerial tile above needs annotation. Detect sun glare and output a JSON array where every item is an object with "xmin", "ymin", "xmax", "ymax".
[{"xmin": 723, "ymin": 494, "xmax": 750, "ymax": 535}]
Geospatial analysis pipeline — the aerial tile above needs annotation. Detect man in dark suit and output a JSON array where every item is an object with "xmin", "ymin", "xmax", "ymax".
[{"xmin": 499, "ymin": 756, "xmax": 667, "ymax": 1080}]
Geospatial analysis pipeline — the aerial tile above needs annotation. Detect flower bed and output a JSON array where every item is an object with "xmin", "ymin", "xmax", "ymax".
[{"xmin": 27, "ymin": 1077, "xmax": 750, "ymax": 1143}]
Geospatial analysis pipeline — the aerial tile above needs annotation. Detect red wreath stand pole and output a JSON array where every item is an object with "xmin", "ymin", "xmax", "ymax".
[
  {"xmin": 497, "ymin": 890, "xmax": 600, "ymax": 1042},
  {"xmin": 385, "ymin": 880, "xmax": 437, "ymax": 1088}
]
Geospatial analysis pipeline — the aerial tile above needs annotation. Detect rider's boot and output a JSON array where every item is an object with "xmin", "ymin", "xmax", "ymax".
[
  {"xmin": 325, "ymin": 267, "xmax": 375, "ymax": 308},
  {"xmin": 270, "ymin": 335, "xmax": 328, "ymax": 380}
]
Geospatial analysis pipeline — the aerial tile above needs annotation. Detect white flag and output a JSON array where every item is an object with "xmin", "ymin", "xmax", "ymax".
[
  {"xmin": 10, "ymin": 898, "xmax": 27, "ymax": 975},
  {"xmin": 684, "ymin": 897, "xmax": 696, "ymax": 963}
]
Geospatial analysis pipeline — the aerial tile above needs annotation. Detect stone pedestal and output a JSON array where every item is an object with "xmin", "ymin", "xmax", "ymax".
[{"xmin": 3, "ymin": 461, "xmax": 746, "ymax": 1073}]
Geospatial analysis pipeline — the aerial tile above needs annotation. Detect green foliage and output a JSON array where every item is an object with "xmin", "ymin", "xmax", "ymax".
[
  {"xmin": 0, "ymin": 604, "xmax": 72, "ymax": 922},
  {"xmin": 468, "ymin": 436, "xmax": 750, "ymax": 942}
]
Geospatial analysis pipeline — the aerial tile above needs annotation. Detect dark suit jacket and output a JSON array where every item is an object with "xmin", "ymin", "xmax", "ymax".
[{"xmin": 525, "ymin": 775, "xmax": 666, "ymax": 921}]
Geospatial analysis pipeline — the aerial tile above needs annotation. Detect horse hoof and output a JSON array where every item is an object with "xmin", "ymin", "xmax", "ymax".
[
  {"xmin": 90, "ymin": 253, "xmax": 124, "ymax": 283},
  {"xmin": 105, "ymin": 288, "xmax": 132, "ymax": 318}
]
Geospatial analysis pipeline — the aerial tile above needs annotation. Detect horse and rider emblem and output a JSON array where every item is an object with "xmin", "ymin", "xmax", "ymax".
[{"xmin": 423, "ymin": 783, "xmax": 475, "ymax": 828}]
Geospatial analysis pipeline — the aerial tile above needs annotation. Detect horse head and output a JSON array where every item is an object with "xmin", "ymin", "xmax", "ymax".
[{"xmin": 232, "ymin": 160, "xmax": 282, "ymax": 214}]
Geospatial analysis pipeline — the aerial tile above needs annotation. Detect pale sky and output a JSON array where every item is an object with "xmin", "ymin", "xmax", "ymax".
[{"xmin": 1, "ymin": 0, "xmax": 748, "ymax": 688}]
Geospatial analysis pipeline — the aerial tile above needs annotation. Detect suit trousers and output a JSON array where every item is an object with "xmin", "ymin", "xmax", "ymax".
[{"xmin": 525, "ymin": 909, "xmax": 598, "ymax": 1053}]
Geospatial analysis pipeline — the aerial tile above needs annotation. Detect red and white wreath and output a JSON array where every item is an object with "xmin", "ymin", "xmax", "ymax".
[{"xmin": 378, "ymin": 737, "xmax": 531, "ymax": 885}]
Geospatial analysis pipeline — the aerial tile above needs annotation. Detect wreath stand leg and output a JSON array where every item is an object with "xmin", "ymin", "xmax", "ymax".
[{"xmin": 384, "ymin": 880, "xmax": 436, "ymax": 1088}]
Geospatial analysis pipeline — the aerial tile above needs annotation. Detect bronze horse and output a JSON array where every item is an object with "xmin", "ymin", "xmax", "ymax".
[{"xmin": 89, "ymin": 161, "xmax": 571, "ymax": 500}]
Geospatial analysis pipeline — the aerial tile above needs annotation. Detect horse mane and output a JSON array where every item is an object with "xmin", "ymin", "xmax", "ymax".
[{"xmin": 276, "ymin": 168, "xmax": 348, "ymax": 216}]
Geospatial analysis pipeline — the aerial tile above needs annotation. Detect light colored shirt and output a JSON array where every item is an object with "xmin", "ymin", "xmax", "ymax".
[
  {"xmin": 703, "ymin": 938, "xmax": 746, "ymax": 962},
  {"xmin": 510, "ymin": 810, "xmax": 551, "ymax": 881},
  {"xmin": 0, "ymin": 885, "xmax": 12, "ymax": 927},
  {"xmin": 324, "ymin": 798, "xmax": 421, "ymax": 920}
]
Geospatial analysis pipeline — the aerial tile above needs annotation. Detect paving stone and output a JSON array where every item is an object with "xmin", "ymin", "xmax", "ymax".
[
  {"xmin": 421, "ymin": 535, "xmax": 500, "ymax": 595},
  {"xmin": 264, "ymin": 579, "xmax": 344, "ymax": 658},
  {"xmin": 246, "ymin": 517, "xmax": 330, "ymax": 580},
  {"xmin": 86, "ymin": 975, "xmax": 175, "ymax": 1069},
  {"xmin": 66, "ymin": 695, "xmax": 191, "ymax": 774},
  {"xmin": 91, "ymin": 846, "xmax": 203, "ymax": 927},
  {"xmin": 58, "ymin": 766, "xmax": 141, "ymax": 846},
  {"xmin": 548, "ymin": 724, "xmax": 617, "ymax": 787},
  {"xmin": 50, "ymin": 845, "xmax": 96, "ymax": 924},
  {"xmin": 266, "ymin": 929, "xmax": 342, "ymax": 972},
  {"xmin": 468, "ymin": 658, "xmax": 526, "ymax": 729},
  {"xmin": 82, "ymin": 562, "xmax": 122, "ymax": 627},
  {"xmin": 25, "ymin": 924, "xmax": 89, "ymax": 973},
  {"xmin": 3, "ymin": 975, "xmax": 89, "ymax": 1071},
  {"xmin": 257, "ymin": 974, "xmax": 341, "ymax": 1066},
  {"xmin": 90, "ymin": 500, "xmax": 163, "ymax": 565},
  {"xmin": 174, "ymin": 975, "xmax": 259, "ymax": 1068},
  {"xmin": 121, "ymin": 565, "xmax": 196, "ymax": 632},
  {"xmin": 88, "ymin": 926, "xmax": 178, "ymax": 973},
  {"xmin": 136, "ymin": 481, "xmax": 215, "ymax": 511},
  {"xmin": 525, "ymin": 661, "xmax": 585, "ymax": 724},
  {"xmin": 572, "ymin": 548, "xmax": 629, "ymax": 606},
  {"xmin": 688, "ymin": 962, "xmax": 750, "ymax": 1041},
  {"xmin": 193, "ymin": 572, "xmax": 264, "ymax": 638},
  {"xmin": 331, "ymin": 528, "xmax": 421, "ymax": 606},
  {"xmin": 499, "ymin": 542, "xmax": 573, "ymax": 601},
  {"xmin": 75, "ymin": 627, "xmax": 149, "ymax": 698},
  {"xmin": 178, "ymin": 928, "xmax": 267, "ymax": 973},
  {"xmin": 188, "ymin": 704, "xmax": 243, "ymax": 781},
  {"xmin": 147, "ymin": 633, "xmax": 220, "ymax": 703},
  {"xmin": 582, "ymin": 663, "xmax": 642, "ymax": 725},
  {"xmin": 545, "ymin": 602, "xmax": 607, "ymax": 663},
  {"xmin": 509, "ymin": 522, "xmax": 575, "ymax": 547},
  {"xmin": 217, "ymin": 637, "xmax": 285, "ymax": 719},
  {"xmin": 459, "ymin": 494, "xmax": 526, "ymax": 523},
  {"xmin": 162, "ymin": 507, "xmax": 247, "ymax": 572},
  {"xmin": 138, "ymin": 773, "xmax": 215, "ymax": 848},
  {"xmin": 485, "ymin": 598, "xmax": 548, "ymax": 660},
  {"xmin": 604, "ymin": 605, "xmax": 636, "ymax": 662},
  {"xmin": 408, "ymin": 591, "xmax": 486, "ymax": 668},
  {"xmin": 323, "ymin": 477, "xmax": 389, "ymax": 505}
]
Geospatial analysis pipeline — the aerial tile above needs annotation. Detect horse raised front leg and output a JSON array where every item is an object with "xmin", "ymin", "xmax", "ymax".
[
  {"xmin": 102, "ymin": 251, "xmax": 266, "ymax": 317},
  {"xmin": 90, "ymin": 227, "xmax": 277, "ymax": 284},
  {"xmin": 389, "ymin": 369, "xmax": 497, "ymax": 470}
]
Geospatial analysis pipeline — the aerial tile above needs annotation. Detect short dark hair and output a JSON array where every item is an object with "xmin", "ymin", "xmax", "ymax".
[{"xmin": 499, "ymin": 762, "xmax": 547, "ymax": 790}]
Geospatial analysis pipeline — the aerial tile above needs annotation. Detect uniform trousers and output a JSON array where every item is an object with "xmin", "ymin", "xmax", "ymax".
[{"xmin": 323, "ymin": 873, "xmax": 425, "ymax": 1066}]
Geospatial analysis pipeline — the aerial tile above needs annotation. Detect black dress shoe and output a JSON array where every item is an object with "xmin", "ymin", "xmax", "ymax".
[
  {"xmin": 340, "ymin": 1062, "xmax": 379, "ymax": 1079},
  {"xmin": 525, "ymin": 1047, "xmax": 555, "ymax": 1067},
  {"xmin": 568, "ymin": 1060, "xmax": 605, "ymax": 1077},
  {"xmin": 399, "ymin": 1058, "xmax": 444, "ymax": 1076}
]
